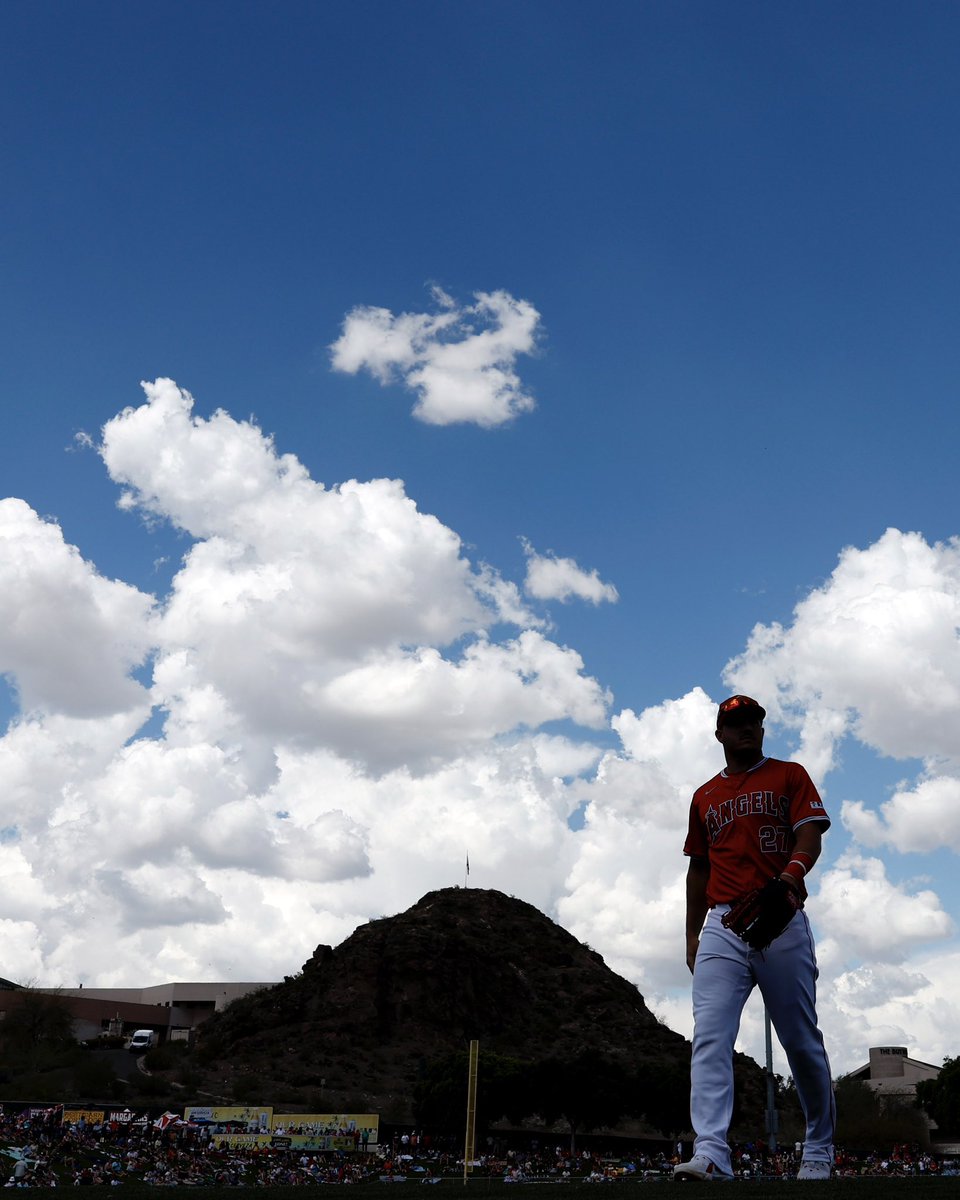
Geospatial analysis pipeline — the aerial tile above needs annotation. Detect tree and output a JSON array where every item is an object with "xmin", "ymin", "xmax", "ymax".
[
  {"xmin": 634, "ymin": 1060, "xmax": 690, "ymax": 1137},
  {"xmin": 70, "ymin": 1052, "xmax": 120, "ymax": 1100},
  {"xmin": 917, "ymin": 1056, "xmax": 960, "ymax": 1136},
  {"xmin": 1, "ymin": 987, "xmax": 73, "ymax": 1046},
  {"xmin": 0, "ymin": 987, "xmax": 74, "ymax": 1071},
  {"xmin": 413, "ymin": 1050, "xmax": 535, "ymax": 1133},
  {"xmin": 531, "ymin": 1052, "xmax": 635, "ymax": 1153},
  {"xmin": 834, "ymin": 1074, "xmax": 929, "ymax": 1148},
  {"xmin": 771, "ymin": 1075, "xmax": 807, "ymax": 1144}
]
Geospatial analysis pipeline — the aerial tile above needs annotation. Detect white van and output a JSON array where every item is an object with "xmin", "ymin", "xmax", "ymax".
[{"xmin": 127, "ymin": 1029, "xmax": 157, "ymax": 1052}]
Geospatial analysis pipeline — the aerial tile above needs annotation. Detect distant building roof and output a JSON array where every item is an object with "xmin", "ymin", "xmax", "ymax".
[
  {"xmin": 55, "ymin": 981, "xmax": 274, "ymax": 1009},
  {"xmin": 847, "ymin": 1046, "xmax": 941, "ymax": 1094}
]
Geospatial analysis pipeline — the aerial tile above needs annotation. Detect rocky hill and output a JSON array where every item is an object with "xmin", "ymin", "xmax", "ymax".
[{"xmin": 195, "ymin": 887, "xmax": 765, "ymax": 1131}]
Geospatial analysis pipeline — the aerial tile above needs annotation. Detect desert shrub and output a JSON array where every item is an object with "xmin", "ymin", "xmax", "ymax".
[
  {"xmin": 144, "ymin": 1042, "xmax": 188, "ymax": 1071},
  {"xmin": 233, "ymin": 1073, "xmax": 265, "ymax": 1101}
]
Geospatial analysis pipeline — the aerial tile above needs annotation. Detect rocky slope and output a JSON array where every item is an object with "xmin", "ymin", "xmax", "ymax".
[{"xmin": 196, "ymin": 886, "xmax": 764, "ymax": 1129}]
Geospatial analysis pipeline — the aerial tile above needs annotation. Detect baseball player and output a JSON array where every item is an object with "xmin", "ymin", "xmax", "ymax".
[{"xmin": 674, "ymin": 695, "xmax": 835, "ymax": 1182}]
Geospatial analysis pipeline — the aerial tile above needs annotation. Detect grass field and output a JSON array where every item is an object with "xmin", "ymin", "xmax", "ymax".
[{"xmin": 10, "ymin": 1180, "xmax": 955, "ymax": 1198}]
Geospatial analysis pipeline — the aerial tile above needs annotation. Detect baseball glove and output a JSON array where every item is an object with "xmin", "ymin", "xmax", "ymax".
[{"xmin": 721, "ymin": 877, "xmax": 799, "ymax": 951}]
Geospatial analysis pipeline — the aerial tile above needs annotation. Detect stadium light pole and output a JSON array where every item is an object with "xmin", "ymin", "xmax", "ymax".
[{"xmin": 764, "ymin": 1007, "xmax": 779, "ymax": 1154}]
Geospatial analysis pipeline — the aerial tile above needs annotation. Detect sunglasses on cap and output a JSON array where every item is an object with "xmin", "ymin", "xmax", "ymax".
[{"xmin": 716, "ymin": 694, "xmax": 766, "ymax": 727}]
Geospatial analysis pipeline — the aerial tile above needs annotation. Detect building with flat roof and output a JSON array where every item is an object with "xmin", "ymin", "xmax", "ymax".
[
  {"xmin": 16, "ymin": 980, "xmax": 278, "ymax": 1043},
  {"xmin": 845, "ymin": 1046, "xmax": 941, "ymax": 1102}
]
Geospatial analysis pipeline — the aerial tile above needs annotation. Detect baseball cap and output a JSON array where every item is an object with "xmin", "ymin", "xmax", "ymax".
[{"xmin": 716, "ymin": 694, "xmax": 766, "ymax": 728}]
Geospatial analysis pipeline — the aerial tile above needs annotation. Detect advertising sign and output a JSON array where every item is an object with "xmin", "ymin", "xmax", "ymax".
[
  {"xmin": 271, "ymin": 1112, "xmax": 377, "ymax": 1136},
  {"xmin": 187, "ymin": 1111, "xmax": 379, "ymax": 1151},
  {"xmin": 62, "ymin": 1109, "xmax": 105, "ymax": 1126},
  {"xmin": 183, "ymin": 1105, "xmax": 272, "ymax": 1132}
]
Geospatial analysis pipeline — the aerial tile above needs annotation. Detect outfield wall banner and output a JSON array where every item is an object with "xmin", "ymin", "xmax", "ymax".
[
  {"xmin": 270, "ymin": 1112, "xmax": 379, "ymax": 1145},
  {"xmin": 62, "ymin": 1109, "xmax": 105, "ymax": 1126},
  {"xmin": 107, "ymin": 1108, "xmax": 141, "ymax": 1124},
  {"xmin": 205, "ymin": 1133, "xmax": 273, "ymax": 1150},
  {"xmin": 184, "ymin": 1105, "xmax": 272, "ymax": 1132},
  {"xmin": 206, "ymin": 1132, "xmax": 366, "ymax": 1152}
]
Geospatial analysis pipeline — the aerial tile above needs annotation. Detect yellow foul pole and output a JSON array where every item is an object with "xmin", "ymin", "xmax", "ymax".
[{"xmin": 463, "ymin": 1039, "xmax": 479, "ymax": 1186}]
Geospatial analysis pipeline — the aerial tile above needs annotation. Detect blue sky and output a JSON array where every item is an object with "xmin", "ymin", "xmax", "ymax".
[{"xmin": 3, "ymin": 1, "xmax": 960, "ymax": 1075}]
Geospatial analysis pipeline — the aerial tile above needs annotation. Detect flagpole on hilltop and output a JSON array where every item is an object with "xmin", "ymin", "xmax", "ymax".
[{"xmin": 464, "ymin": 853, "xmax": 470, "ymax": 888}]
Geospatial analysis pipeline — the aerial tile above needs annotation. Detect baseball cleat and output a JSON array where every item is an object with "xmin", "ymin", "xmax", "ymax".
[
  {"xmin": 797, "ymin": 1160, "xmax": 832, "ymax": 1180},
  {"xmin": 673, "ymin": 1154, "xmax": 731, "ymax": 1181}
]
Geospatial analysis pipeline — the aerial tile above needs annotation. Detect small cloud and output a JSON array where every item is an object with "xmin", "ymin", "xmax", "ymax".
[
  {"xmin": 815, "ymin": 850, "xmax": 955, "ymax": 964},
  {"xmin": 721, "ymin": 527, "xmax": 960, "ymax": 771},
  {"xmin": 522, "ymin": 539, "xmax": 619, "ymax": 605},
  {"xmin": 330, "ymin": 288, "xmax": 540, "ymax": 428},
  {"xmin": 842, "ymin": 774, "xmax": 960, "ymax": 853}
]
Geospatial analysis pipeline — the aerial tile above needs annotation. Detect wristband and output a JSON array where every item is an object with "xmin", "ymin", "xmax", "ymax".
[{"xmin": 780, "ymin": 858, "xmax": 808, "ymax": 889}]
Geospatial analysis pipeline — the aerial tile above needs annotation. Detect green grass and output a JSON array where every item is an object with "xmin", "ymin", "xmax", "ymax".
[{"xmin": 8, "ymin": 1181, "xmax": 958, "ymax": 1197}]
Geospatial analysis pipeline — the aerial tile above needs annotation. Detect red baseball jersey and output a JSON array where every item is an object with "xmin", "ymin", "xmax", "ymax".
[{"xmin": 684, "ymin": 756, "xmax": 830, "ymax": 905}]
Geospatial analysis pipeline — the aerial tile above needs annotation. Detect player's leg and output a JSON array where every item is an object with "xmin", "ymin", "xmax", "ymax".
[
  {"xmin": 755, "ymin": 911, "xmax": 834, "ymax": 1167},
  {"xmin": 685, "ymin": 908, "xmax": 755, "ymax": 1177}
]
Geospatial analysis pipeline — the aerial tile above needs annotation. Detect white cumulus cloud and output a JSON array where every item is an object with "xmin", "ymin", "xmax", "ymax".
[
  {"xmin": 522, "ymin": 539, "xmax": 619, "ymax": 605},
  {"xmin": 330, "ymin": 288, "xmax": 540, "ymax": 427},
  {"xmin": 4, "ymin": 386, "xmax": 960, "ymax": 1079},
  {"xmin": 842, "ymin": 773, "xmax": 960, "ymax": 853},
  {"xmin": 0, "ymin": 498, "xmax": 154, "ymax": 718},
  {"xmin": 814, "ymin": 851, "xmax": 954, "ymax": 965},
  {"xmin": 0, "ymin": 379, "xmax": 609, "ymax": 990},
  {"xmin": 723, "ymin": 528, "xmax": 960, "ymax": 775}
]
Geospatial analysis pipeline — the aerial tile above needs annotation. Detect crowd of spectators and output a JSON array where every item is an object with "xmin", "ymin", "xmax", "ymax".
[
  {"xmin": 449, "ymin": 1140, "xmax": 959, "ymax": 1182},
  {"xmin": 1, "ymin": 1109, "xmax": 958, "ymax": 1187},
  {"xmin": 833, "ymin": 1143, "xmax": 953, "ymax": 1177},
  {"xmin": 0, "ymin": 1108, "xmax": 383, "ymax": 1188},
  {"xmin": 716, "ymin": 1141, "xmax": 955, "ymax": 1180}
]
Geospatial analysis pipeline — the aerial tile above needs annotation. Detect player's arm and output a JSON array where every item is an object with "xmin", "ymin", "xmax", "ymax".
[
  {"xmin": 779, "ymin": 822, "xmax": 825, "ymax": 893},
  {"xmin": 684, "ymin": 855, "xmax": 710, "ymax": 974}
]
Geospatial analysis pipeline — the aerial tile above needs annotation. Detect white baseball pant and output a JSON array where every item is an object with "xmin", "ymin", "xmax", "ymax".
[{"xmin": 689, "ymin": 905, "xmax": 835, "ymax": 1175}]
